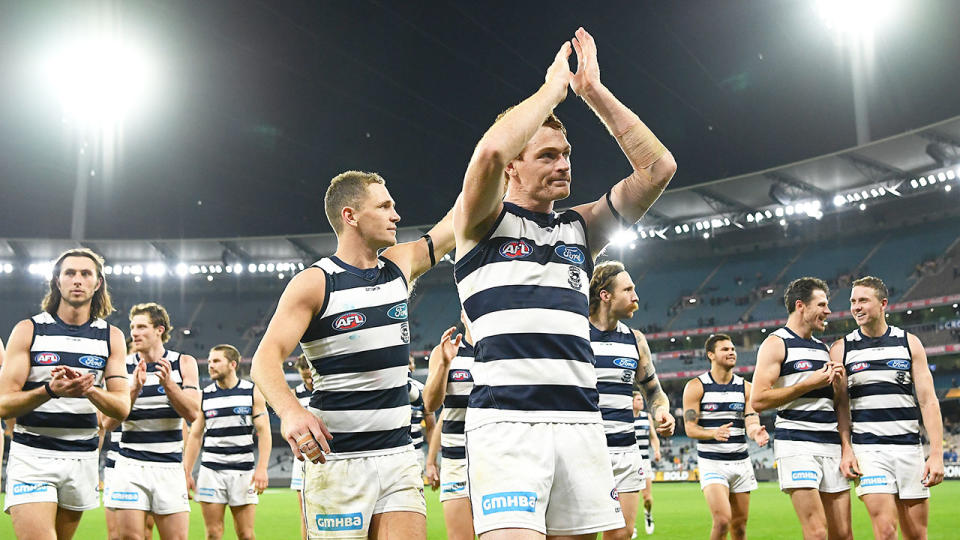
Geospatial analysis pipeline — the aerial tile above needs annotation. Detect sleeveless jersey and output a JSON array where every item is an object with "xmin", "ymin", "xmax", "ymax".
[
  {"xmin": 454, "ymin": 202, "xmax": 598, "ymax": 429},
  {"xmin": 590, "ymin": 322, "xmax": 642, "ymax": 451},
  {"xmin": 294, "ymin": 382, "xmax": 312, "ymax": 408},
  {"xmin": 844, "ymin": 325, "xmax": 920, "ymax": 453},
  {"xmin": 409, "ymin": 377, "xmax": 425, "ymax": 450},
  {"xmin": 14, "ymin": 312, "xmax": 109, "ymax": 458},
  {"xmin": 441, "ymin": 340, "xmax": 475, "ymax": 460},
  {"xmin": 104, "ymin": 428, "xmax": 122, "ymax": 469},
  {"xmin": 696, "ymin": 371, "xmax": 748, "ymax": 461},
  {"xmin": 771, "ymin": 327, "xmax": 840, "ymax": 458},
  {"xmin": 120, "ymin": 350, "xmax": 186, "ymax": 463},
  {"xmin": 298, "ymin": 255, "xmax": 412, "ymax": 458},
  {"xmin": 200, "ymin": 379, "xmax": 256, "ymax": 471},
  {"xmin": 634, "ymin": 412, "xmax": 651, "ymax": 461}
]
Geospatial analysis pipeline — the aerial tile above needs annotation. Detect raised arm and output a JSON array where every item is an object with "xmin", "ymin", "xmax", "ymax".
[
  {"xmin": 251, "ymin": 387, "xmax": 271, "ymax": 494},
  {"xmin": 633, "ymin": 329, "xmax": 674, "ymax": 436},
  {"xmin": 382, "ymin": 207, "xmax": 456, "ymax": 283},
  {"xmin": 909, "ymin": 333, "xmax": 944, "ymax": 487},
  {"xmin": 454, "ymin": 43, "xmax": 573, "ymax": 249},
  {"xmin": 250, "ymin": 269, "xmax": 333, "ymax": 464},
  {"xmin": 422, "ymin": 327, "xmax": 462, "ymax": 413},
  {"xmin": 566, "ymin": 28, "xmax": 677, "ymax": 258}
]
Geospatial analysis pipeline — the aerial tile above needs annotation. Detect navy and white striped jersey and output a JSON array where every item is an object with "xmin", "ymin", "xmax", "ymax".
[
  {"xmin": 634, "ymin": 412, "xmax": 651, "ymax": 461},
  {"xmin": 104, "ymin": 427, "xmax": 122, "ymax": 469},
  {"xmin": 771, "ymin": 327, "xmax": 840, "ymax": 458},
  {"xmin": 200, "ymin": 379, "xmax": 256, "ymax": 471},
  {"xmin": 409, "ymin": 378, "xmax": 425, "ymax": 450},
  {"xmin": 294, "ymin": 383, "xmax": 312, "ymax": 408},
  {"xmin": 844, "ymin": 325, "xmax": 920, "ymax": 452},
  {"xmin": 591, "ymin": 322, "xmax": 641, "ymax": 451},
  {"xmin": 696, "ymin": 372, "xmax": 748, "ymax": 461},
  {"xmin": 120, "ymin": 350, "xmax": 186, "ymax": 464},
  {"xmin": 441, "ymin": 340, "xmax": 475, "ymax": 460},
  {"xmin": 454, "ymin": 203, "xmax": 598, "ymax": 429},
  {"xmin": 299, "ymin": 256, "xmax": 412, "ymax": 458},
  {"xmin": 14, "ymin": 312, "xmax": 110, "ymax": 457}
]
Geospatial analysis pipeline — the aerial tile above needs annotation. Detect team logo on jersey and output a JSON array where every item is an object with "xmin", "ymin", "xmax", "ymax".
[
  {"xmin": 499, "ymin": 240, "xmax": 532, "ymax": 259},
  {"xmin": 333, "ymin": 312, "xmax": 366, "ymax": 331},
  {"xmin": 450, "ymin": 370, "xmax": 471, "ymax": 381},
  {"xmin": 35, "ymin": 352, "xmax": 60, "ymax": 365},
  {"xmin": 567, "ymin": 265, "xmax": 582, "ymax": 290},
  {"xmin": 729, "ymin": 402, "xmax": 745, "ymax": 411},
  {"xmin": 400, "ymin": 321, "xmax": 410, "ymax": 344},
  {"xmin": 793, "ymin": 360, "xmax": 813, "ymax": 371},
  {"xmin": 848, "ymin": 361, "xmax": 870, "ymax": 373},
  {"xmin": 555, "ymin": 244, "xmax": 585, "ymax": 265},
  {"xmin": 887, "ymin": 359, "xmax": 910, "ymax": 370},
  {"xmin": 481, "ymin": 491, "xmax": 538, "ymax": 514},
  {"xmin": 610, "ymin": 488, "xmax": 620, "ymax": 501},
  {"xmin": 233, "ymin": 406, "xmax": 252, "ymax": 415},
  {"xmin": 613, "ymin": 357, "xmax": 638, "ymax": 370},
  {"xmin": 386, "ymin": 303, "xmax": 408, "ymax": 320},
  {"xmin": 78, "ymin": 355, "xmax": 105, "ymax": 369},
  {"xmin": 703, "ymin": 403, "xmax": 719, "ymax": 411},
  {"xmin": 315, "ymin": 512, "xmax": 363, "ymax": 531},
  {"xmin": 205, "ymin": 410, "xmax": 219, "ymax": 418},
  {"xmin": 621, "ymin": 370, "xmax": 634, "ymax": 384}
]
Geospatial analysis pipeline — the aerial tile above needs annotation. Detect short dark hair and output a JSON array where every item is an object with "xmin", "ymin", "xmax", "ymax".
[
  {"xmin": 851, "ymin": 276, "xmax": 888, "ymax": 301},
  {"xmin": 783, "ymin": 277, "xmax": 829, "ymax": 314},
  {"xmin": 323, "ymin": 171, "xmax": 386, "ymax": 234},
  {"xmin": 589, "ymin": 260, "xmax": 626, "ymax": 315},
  {"xmin": 211, "ymin": 344, "xmax": 241, "ymax": 368},
  {"xmin": 705, "ymin": 334, "xmax": 733, "ymax": 358}
]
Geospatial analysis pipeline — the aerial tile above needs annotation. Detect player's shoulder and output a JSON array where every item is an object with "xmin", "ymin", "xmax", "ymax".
[{"xmin": 202, "ymin": 382, "xmax": 218, "ymax": 393}]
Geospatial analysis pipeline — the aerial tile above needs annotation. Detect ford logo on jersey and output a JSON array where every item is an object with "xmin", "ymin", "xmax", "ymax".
[
  {"xmin": 849, "ymin": 361, "xmax": 870, "ymax": 373},
  {"xmin": 793, "ymin": 360, "xmax": 813, "ymax": 371},
  {"xmin": 499, "ymin": 240, "xmax": 532, "ymax": 259},
  {"xmin": 554, "ymin": 245, "xmax": 585, "ymax": 265},
  {"xmin": 386, "ymin": 303, "xmax": 408, "ymax": 320},
  {"xmin": 233, "ymin": 406, "xmax": 252, "ymax": 415},
  {"xmin": 333, "ymin": 312, "xmax": 366, "ymax": 331},
  {"xmin": 613, "ymin": 357, "xmax": 638, "ymax": 370},
  {"xmin": 35, "ymin": 352, "xmax": 59, "ymax": 365},
  {"xmin": 887, "ymin": 359, "xmax": 910, "ymax": 370},
  {"xmin": 78, "ymin": 355, "xmax": 105, "ymax": 369},
  {"xmin": 729, "ymin": 402, "xmax": 745, "ymax": 411},
  {"xmin": 205, "ymin": 410, "xmax": 218, "ymax": 418},
  {"xmin": 703, "ymin": 403, "xmax": 719, "ymax": 411}
]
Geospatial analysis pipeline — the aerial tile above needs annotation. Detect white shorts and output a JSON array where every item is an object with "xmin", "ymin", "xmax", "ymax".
[
  {"xmin": 466, "ymin": 422, "xmax": 623, "ymax": 537},
  {"xmin": 416, "ymin": 448, "xmax": 426, "ymax": 476},
  {"xmin": 302, "ymin": 449, "xmax": 425, "ymax": 539},
  {"xmin": 642, "ymin": 459, "xmax": 653, "ymax": 483},
  {"xmin": 439, "ymin": 457, "xmax": 469, "ymax": 503},
  {"xmin": 195, "ymin": 466, "xmax": 259, "ymax": 507},
  {"xmin": 776, "ymin": 455, "xmax": 849, "ymax": 493},
  {"xmin": 290, "ymin": 457, "xmax": 305, "ymax": 491},
  {"xmin": 104, "ymin": 458, "xmax": 190, "ymax": 514},
  {"xmin": 854, "ymin": 448, "xmax": 929, "ymax": 499},
  {"xmin": 698, "ymin": 458, "xmax": 758, "ymax": 493},
  {"xmin": 609, "ymin": 450, "xmax": 645, "ymax": 493},
  {"xmin": 4, "ymin": 446, "xmax": 99, "ymax": 512}
]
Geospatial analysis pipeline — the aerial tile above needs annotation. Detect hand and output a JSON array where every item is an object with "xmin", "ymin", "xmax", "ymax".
[
  {"xmin": 653, "ymin": 408, "xmax": 675, "ymax": 437},
  {"xmin": 840, "ymin": 451, "xmax": 861, "ymax": 480},
  {"xmin": 251, "ymin": 468, "xmax": 269, "ymax": 494},
  {"xmin": 281, "ymin": 406, "xmax": 333, "ymax": 464},
  {"xmin": 654, "ymin": 449, "xmax": 661, "ymax": 462},
  {"xmin": 438, "ymin": 327, "xmax": 463, "ymax": 366},
  {"xmin": 751, "ymin": 425, "xmax": 769, "ymax": 447},
  {"xmin": 49, "ymin": 367, "xmax": 95, "ymax": 398},
  {"xmin": 184, "ymin": 469, "xmax": 196, "ymax": 499},
  {"xmin": 570, "ymin": 27, "xmax": 601, "ymax": 97},
  {"xmin": 155, "ymin": 358, "xmax": 175, "ymax": 390},
  {"xmin": 133, "ymin": 360, "xmax": 148, "ymax": 392},
  {"xmin": 425, "ymin": 462, "xmax": 440, "ymax": 491},
  {"xmin": 544, "ymin": 41, "xmax": 572, "ymax": 102},
  {"xmin": 808, "ymin": 363, "xmax": 843, "ymax": 390},
  {"xmin": 922, "ymin": 455, "xmax": 944, "ymax": 487},
  {"xmin": 713, "ymin": 422, "xmax": 733, "ymax": 442}
]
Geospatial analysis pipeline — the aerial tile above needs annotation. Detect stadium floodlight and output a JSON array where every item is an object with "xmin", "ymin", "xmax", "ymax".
[
  {"xmin": 702, "ymin": 232, "xmax": 710, "ymax": 239},
  {"xmin": 919, "ymin": 178, "xmax": 927, "ymax": 187},
  {"xmin": 910, "ymin": 179, "xmax": 919, "ymax": 189},
  {"xmin": 682, "ymin": 223, "xmax": 690, "ymax": 233},
  {"xmin": 146, "ymin": 263, "xmax": 165, "ymax": 277},
  {"xmin": 133, "ymin": 275, "xmax": 141, "ymax": 283},
  {"xmin": 747, "ymin": 214, "xmax": 754, "ymax": 223},
  {"xmin": 695, "ymin": 222, "xmax": 703, "ymax": 231},
  {"xmin": 248, "ymin": 263, "xmax": 257, "ymax": 273},
  {"xmin": 859, "ymin": 203, "xmax": 867, "ymax": 211},
  {"xmin": 297, "ymin": 262, "xmax": 305, "ymax": 271},
  {"xmin": 3, "ymin": 263, "xmax": 12, "ymax": 273},
  {"xmin": 938, "ymin": 173, "xmax": 947, "ymax": 182},
  {"xmin": 674, "ymin": 225, "xmax": 682, "ymax": 235},
  {"xmin": 200, "ymin": 265, "xmax": 208, "ymax": 274},
  {"xmin": 176, "ymin": 263, "xmax": 188, "ymax": 277},
  {"xmin": 815, "ymin": 0, "xmax": 897, "ymax": 36},
  {"xmin": 610, "ymin": 228, "xmax": 638, "ymax": 246},
  {"xmin": 785, "ymin": 205, "xmax": 795, "ymax": 216},
  {"xmin": 947, "ymin": 170, "xmax": 956, "ymax": 180},
  {"xmin": 257, "ymin": 263, "xmax": 266, "ymax": 272},
  {"xmin": 946, "ymin": 185, "xmax": 953, "ymax": 193},
  {"xmin": 103, "ymin": 266, "xmax": 113, "ymax": 275},
  {"xmin": 206, "ymin": 275, "xmax": 213, "ymax": 282},
  {"xmin": 189, "ymin": 265, "xmax": 200, "ymax": 275},
  {"xmin": 267, "ymin": 263, "xmax": 275, "ymax": 272},
  {"xmin": 774, "ymin": 207, "xmax": 784, "ymax": 217},
  {"xmin": 278, "ymin": 273, "xmax": 285, "ymax": 279}
]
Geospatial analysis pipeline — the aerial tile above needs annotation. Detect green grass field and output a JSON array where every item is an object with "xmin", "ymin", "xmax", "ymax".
[{"xmin": 2, "ymin": 482, "xmax": 958, "ymax": 539}]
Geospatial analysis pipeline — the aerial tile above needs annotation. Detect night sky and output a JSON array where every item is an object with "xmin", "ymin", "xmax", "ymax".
[{"xmin": 1, "ymin": 0, "xmax": 958, "ymax": 239}]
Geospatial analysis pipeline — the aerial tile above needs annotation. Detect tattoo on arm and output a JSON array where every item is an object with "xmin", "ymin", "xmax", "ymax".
[{"xmin": 684, "ymin": 409, "xmax": 698, "ymax": 423}]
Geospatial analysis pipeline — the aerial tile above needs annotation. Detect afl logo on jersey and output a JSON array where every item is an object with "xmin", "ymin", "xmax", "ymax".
[
  {"xmin": 386, "ymin": 303, "xmax": 408, "ymax": 320},
  {"xmin": 206, "ymin": 410, "xmax": 219, "ymax": 418},
  {"xmin": 887, "ymin": 359, "xmax": 910, "ymax": 370},
  {"xmin": 554, "ymin": 245, "xmax": 585, "ymax": 265},
  {"xmin": 333, "ymin": 312, "xmax": 366, "ymax": 331},
  {"xmin": 78, "ymin": 355, "xmax": 105, "ymax": 369},
  {"xmin": 793, "ymin": 360, "xmax": 813, "ymax": 371},
  {"xmin": 849, "ymin": 361, "xmax": 870, "ymax": 373},
  {"xmin": 35, "ymin": 353, "xmax": 60, "ymax": 365},
  {"xmin": 450, "ymin": 370, "xmax": 471, "ymax": 381},
  {"xmin": 499, "ymin": 240, "xmax": 532, "ymax": 259},
  {"xmin": 613, "ymin": 357, "xmax": 638, "ymax": 370},
  {"xmin": 703, "ymin": 403, "xmax": 719, "ymax": 411}
]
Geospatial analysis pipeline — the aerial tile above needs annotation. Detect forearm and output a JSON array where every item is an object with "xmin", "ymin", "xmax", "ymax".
[
  {"xmin": 424, "ymin": 208, "xmax": 455, "ymax": 261},
  {"xmin": 165, "ymin": 387, "xmax": 199, "ymax": 423},
  {"xmin": 0, "ymin": 387, "xmax": 50, "ymax": 419},
  {"xmin": 182, "ymin": 432, "xmax": 202, "ymax": 473},
  {"xmin": 422, "ymin": 357, "xmax": 449, "ymax": 413},
  {"xmin": 426, "ymin": 420, "xmax": 442, "ymax": 466},
  {"xmin": 85, "ymin": 388, "xmax": 130, "ymax": 420},
  {"xmin": 921, "ymin": 401, "xmax": 944, "ymax": 453},
  {"xmin": 745, "ymin": 415, "xmax": 762, "ymax": 438},
  {"xmin": 251, "ymin": 355, "xmax": 302, "ymax": 418},
  {"xmin": 684, "ymin": 422, "xmax": 717, "ymax": 441},
  {"xmin": 752, "ymin": 382, "xmax": 812, "ymax": 412},
  {"xmin": 581, "ymin": 84, "xmax": 669, "ymax": 172},
  {"xmin": 255, "ymin": 420, "xmax": 272, "ymax": 471},
  {"xmin": 476, "ymin": 83, "xmax": 566, "ymax": 166},
  {"xmin": 641, "ymin": 379, "xmax": 669, "ymax": 417}
]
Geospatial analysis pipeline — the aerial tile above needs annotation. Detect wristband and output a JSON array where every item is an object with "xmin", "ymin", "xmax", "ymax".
[
  {"xmin": 44, "ymin": 381, "xmax": 60, "ymax": 399},
  {"xmin": 421, "ymin": 234, "xmax": 436, "ymax": 267}
]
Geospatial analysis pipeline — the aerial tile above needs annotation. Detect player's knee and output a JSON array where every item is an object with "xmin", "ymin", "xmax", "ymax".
[
  {"xmin": 871, "ymin": 518, "xmax": 897, "ymax": 540},
  {"xmin": 730, "ymin": 518, "xmax": 747, "ymax": 539},
  {"xmin": 236, "ymin": 530, "xmax": 255, "ymax": 540},
  {"xmin": 204, "ymin": 524, "xmax": 224, "ymax": 540},
  {"xmin": 711, "ymin": 513, "xmax": 731, "ymax": 534},
  {"xmin": 802, "ymin": 522, "xmax": 828, "ymax": 540},
  {"xmin": 602, "ymin": 526, "xmax": 633, "ymax": 540}
]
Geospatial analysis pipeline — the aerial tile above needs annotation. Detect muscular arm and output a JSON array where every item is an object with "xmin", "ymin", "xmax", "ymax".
[
  {"xmin": 182, "ymin": 413, "xmax": 205, "ymax": 476},
  {"xmin": 426, "ymin": 414, "xmax": 443, "ymax": 468},
  {"xmin": 649, "ymin": 426, "xmax": 661, "ymax": 459},
  {"xmin": 681, "ymin": 379, "xmax": 715, "ymax": 440},
  {"xmin": 0, "ymin": 320, "xmax": 53, "ymax": 418},
  {"xmin": 829, "ymin": 340, "xmax": 854, "ymax": 452},
  {"xmin": 633, "ymin": 330, "xmax": 668, "ymax": 416},
  {"xmin": 165, "ymin": 354, "xmax": 200, "ymax": 424},
  {"xmin": 751, "ymin": 335, "xmax": 797, "ymax": 412},
  {"xmin": 422, "ymin": 343, "xmax": 449, "ymax": 413},
  {"xmin": 383, "ymin": 208, "xmax": 455, "ymax": 284},
  {"xmin": 743, "ymin": 381, "xmax": 768, "ymax": 445},
  {"xmin": 83, "ymin": 326, "xmax": 131, "ymax": 421},
  {"xmin": 252, "ymin": 388, "xmax": 272, "ymax": 482},
  {"xmin": 909, "ymin": 333, "xmax": 944, "ymax": 486}
]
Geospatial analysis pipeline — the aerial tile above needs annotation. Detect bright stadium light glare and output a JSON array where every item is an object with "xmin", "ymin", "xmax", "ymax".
[
  {"xmin": 859, "ymin": 203, "xmax": 867, "ymax": 211},
  {"xmin": 947, "ymin": 170, "xmax": 956, "ymax": 180},
  {"xmin": 681, "ymin": 224, "xmax": 690, "ymax": 233},
  {"xmin": 3, "ymin": 263, "xmax": 12, "ymax": 273},
  {"xmin": 248, "ymin": 263, "xmax": 257, "ymax": 273},
  {"xmin": 175, "ymin": 263, "xmax": 188, "ymax": 277},
  {"xmin": 833, "ymin": 195, "xmax": 846, "ymax": 207},
  {"xmin": 816, "ymin": 0, "xmax": 897, "ymax": 36},
  {"xmin": 610, "ymin": 228, "xmax": 638, "ymax": 246},
  {"xmin": 946, "ymin": 185, "xmax": 953, "ymax": 193},
  {"xmin": 233, "ymin": 264, "xmax": 243, "ymax": 274},
  {"xmin": 919, "ymin": 178, "xmax": 927, "ymax": 187},
  {"xmin": 266, "ymin": 263, "xmax": 275, "ymax": 272}
]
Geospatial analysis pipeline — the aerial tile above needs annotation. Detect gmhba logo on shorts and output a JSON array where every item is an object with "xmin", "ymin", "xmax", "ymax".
[
  {"xmin": 111, "ymin": 491, "xmax": 139, "ymax": 502},
  {"xmin": 316, "ymin": 512, "xmax": 363, "ymax": 531},
  {"xmin": 481, "ymin": 491, "xmax": 537, "ymax": 515},
  {"xmin": 12, "ymin": 482, "xmax": 48, "ymax": 495},
  {"xmin": 791, "ymin": 470, "xmax": 818, "ymax": 482}
]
